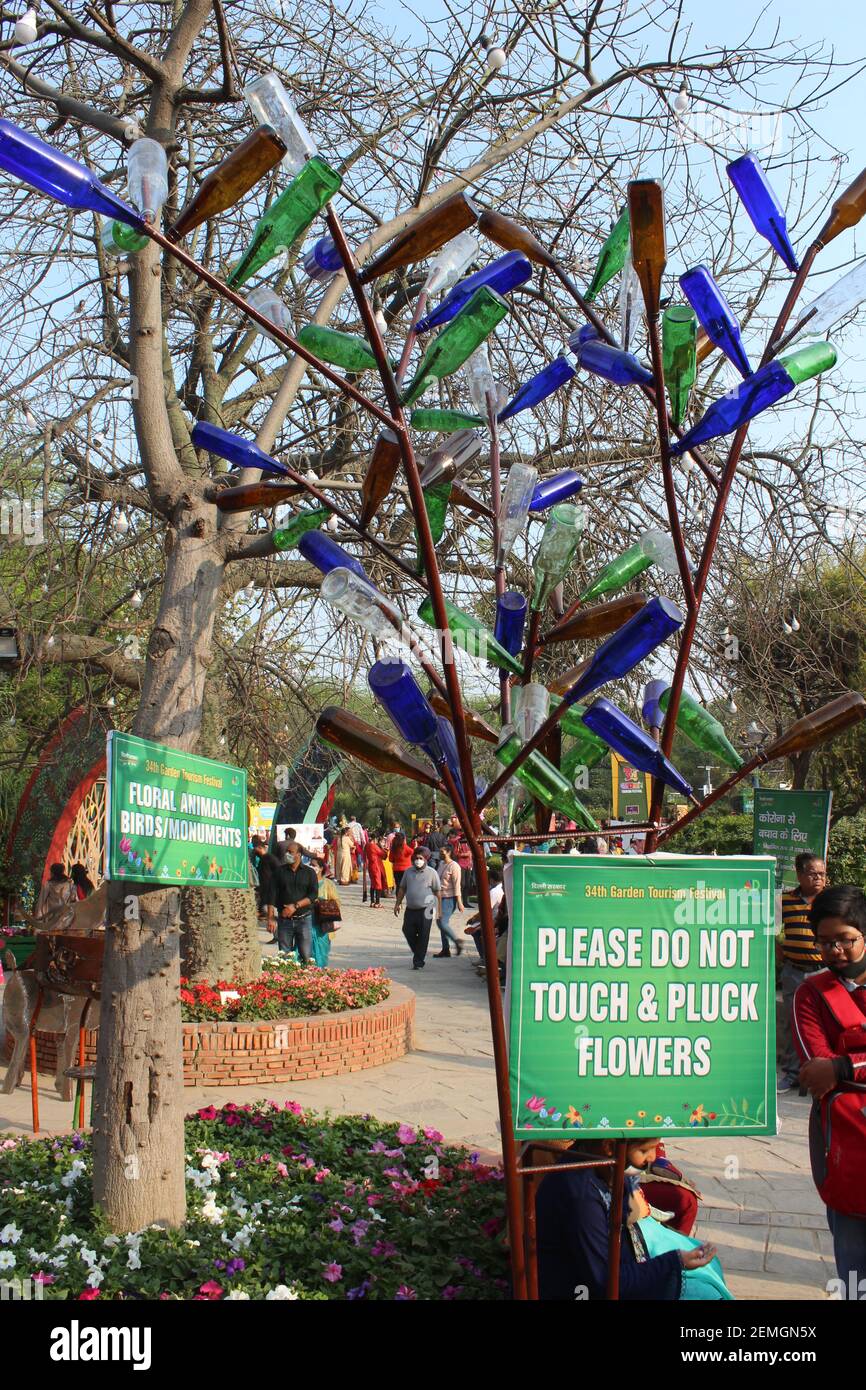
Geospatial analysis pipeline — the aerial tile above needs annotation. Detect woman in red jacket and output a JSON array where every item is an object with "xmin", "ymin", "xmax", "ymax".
[
  {"xmin": 387, "ymin": 831, "xmax": 413, "ymax": 891},
  {"xmin": 366, "ymin": 834, "xmax": 387, "ymax": 909}
]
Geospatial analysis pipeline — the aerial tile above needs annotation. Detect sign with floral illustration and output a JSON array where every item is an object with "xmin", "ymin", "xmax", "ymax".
[
  {"xmin": 508, "ymin": 854, "xmax": 776, "ymax": 1140},
  {"xmin": 105, "ymin": 732, "xmax": 248, "ymax": 887}
]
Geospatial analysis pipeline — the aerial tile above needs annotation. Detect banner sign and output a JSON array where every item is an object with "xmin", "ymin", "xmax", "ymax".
[
  {"xmin": 248, "ymin": 801, "xmax": 277, "ymax": 840},
  {"xmin": 105, "ymin": 732, "xmax": 248, "ymax": 886},
  {"xmin": 752, "ymin": 788, "xmax": 832, "ymax": 890},
  {"xmin": 610, "ymin": 752, "xmax": 650, "ymax": 822},
  {"xmin": 508, "ymin": 854, "xmax": 776, "ymax": 1140}
]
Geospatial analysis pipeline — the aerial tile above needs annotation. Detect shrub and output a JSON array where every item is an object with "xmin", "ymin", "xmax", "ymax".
[
  {"xmin": 180, "ymin": 960, "xmax": 390, "ymax": 1021},
  {"xmin": 0, "ymin": 1103, "xmax": 509, "ymax": 1300}
]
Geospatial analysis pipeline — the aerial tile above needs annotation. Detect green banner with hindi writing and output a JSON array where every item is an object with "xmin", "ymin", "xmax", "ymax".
[
  {"xmin": 752, "ymin": 787, "xmax": 832, "ymax": 890},
  {"xmin": 105, "ymin": 732, "xmax": 248, "ymax": 887},
  {"xmin": 508, "ymin": 854, "xmax": 776, "ymax": 1140}
]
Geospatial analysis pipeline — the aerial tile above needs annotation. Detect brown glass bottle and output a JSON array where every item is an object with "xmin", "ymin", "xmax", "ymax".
[
  {"xmin": 214, "ymin": 480, "xmax": 301, "ymax": 513},
  {"xmin": 477, "ymin": 208, "xmax": 557, "ymax": 269},
  {"xmin": 359, "ymin": 429, "xmax": 401, "ymax": 528},
  {"xmin": 548, "ymin": 658, "xmax": 591, "ymax": 697},
  {"xmin": 543, "ymin": 593, "xmax": 648, "ymax": 645},
  {"xmin": 167, "ymin": 126, "xmax": 288, "ymax": 241},
  {"xmin": 450, "ymin": 481, "xmax": 494, "ymax": 520},
  {"xmin": 627, "ymin": 180, "xmax": 666, "ymax": 318},
  {"xmin": 816, "ymin": 167, "xmax": 866, "ymax": 248},
  {"xmin": 761, "ymin": 692, "xmax": 866, "ymax": 762},
  {"xmin": 358, "ymin": 191, "xmax": 480, "ymax": 282},
  {"xmin": 428, "ymin": 694, "xmax": 498, "ymax": 744},
  {"xmin": 316, "ymin": 706, "xmax": 442, "ymax": 787}
]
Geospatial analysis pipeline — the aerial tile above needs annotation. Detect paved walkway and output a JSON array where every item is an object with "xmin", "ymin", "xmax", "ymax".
[{"xmin": 1, "ymin": 882, "xmax": 834, "ymax": 1300}]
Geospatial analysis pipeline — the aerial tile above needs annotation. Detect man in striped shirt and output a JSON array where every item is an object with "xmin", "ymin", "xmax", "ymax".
[{"xmin": 778, "ymin": 851, "xmax": 828, "ymax": 1092}]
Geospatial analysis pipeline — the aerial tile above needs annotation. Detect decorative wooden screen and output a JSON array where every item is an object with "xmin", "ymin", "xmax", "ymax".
[{"xmin": 61, "ymin": 778, "xmax": 106, "ymax": 887}]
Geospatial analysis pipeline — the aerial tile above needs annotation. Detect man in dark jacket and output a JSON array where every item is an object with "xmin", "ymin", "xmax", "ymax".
[
  {"xmin": 252, "ymin": 838, "xmax": 280, "ymax": 943},
  {"xmin": 269, "ymin": 840, "xmax": 318, "ymax": 962}
]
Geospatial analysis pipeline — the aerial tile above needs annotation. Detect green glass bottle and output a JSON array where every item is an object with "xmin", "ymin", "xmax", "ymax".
[
  {"xmin": 410, "ymin": 407, "xmax": 486, "ymax": 432},
  {"xmin": 777, "ymin": 341, "xmax": 838, "ymax": 385},
  {"xmin": 584, "ymin": 206, "xmax": 629, "ymax": 302},
  {"xmin": 414, "ymin": 480, "xmax": 451, "ymax": 574},
  {"xmin": 400, "ymin": 287, "xmax": 509, "ymax": 407},
  {"xmin": 272, "ymin": 506, "xmax": 331, "ymax": 551},
  {"xmin": 495, "ymin": 728, "xmax": 599, "ymax": 830},
  {"xmin": 416, "ymin": 595, "xmax": 524, "ymax": 676},
  {"xmin": 531, "ymin": 503, "xmax": 586, "ymax": 611},
  {"xmin": 227, "ymin": 156, "xmax": 342, "ymax": 288},
  {"xmin": 658, "ymin": 688, "xmax": 743, "ymax": 769},
  {"xmin": 101, "ymin": 218, "xmax": 148, "ymax": 256},
  {"xmin": 552, "ymin": 697, "xmax": 610, "ymax": 760},
  {"xmin": 561, "ymin": 736, "xmax": 608, "ymax": 789},
  {"xmin": 296, "ymin": 324, "xmax": 382, "ymax": 374},
  {"xmin": 662, "ymin": 305, "xmax": 697, "ymax": 427},
  {"xmin": 577, "ymin": 542, "xmax": 652, "ymax": 603}
]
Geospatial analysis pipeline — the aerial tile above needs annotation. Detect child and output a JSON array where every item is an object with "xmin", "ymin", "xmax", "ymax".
[{"xmin": 536, "ymin": 1137, "xmax": 716, "ymax": 1300}]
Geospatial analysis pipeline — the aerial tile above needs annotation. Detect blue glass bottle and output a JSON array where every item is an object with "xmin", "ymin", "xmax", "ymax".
[
  {"xmin": 0, "ymin": 118, "xmax": 144, "ymax": 227},
  {"xmin": 494, "ymin": 591, "xmax": 528, "ymax": 656},
  {"xmin": 303, "ymin": 235, "xmax": 343, "ymax": 282},
  {"xmin": 581, "ymin": 697, "xmax": 694, "ymax": 798},
  {"xmin": 726, "ymin": 152, "xmax": 799, "ymax": 273},
  {"xmin": 568, "ymin": 325, "xmax": 653, "ymax": 386},
  {"xmin": 641, "ymin": 678, "xmax": 667, "ymax": 731},
  {"xmin": 415, "ymin": 251, "xmax": 532, "ymax": 333},
  {"xmin": 368, "ymin": 660, "xmax": 464, "ymax": 800},
  {"xmin": 498, "ymin": 353, "xmax": 577, "ymax": 421},
  {"xmin": 298, "ymin": 530, "xmax": 368, "ymax": 581},
  {"xmin": 528, "ymin": 470, "xmax": 584, "ymax": 512},
  {"xmin": 679, "ymin": 265, "xmax": 752, "ymax": 378},
  {"xmin": 669, "ymin": 341, "xmax": 836, "ymax": 455},
  {"xmin": 191, "ymin": 422, "xmax": 289, "ymax": 477},
  {"xmin": 559, "ymin": 596, "xmax": 684, "ymax": 706}
]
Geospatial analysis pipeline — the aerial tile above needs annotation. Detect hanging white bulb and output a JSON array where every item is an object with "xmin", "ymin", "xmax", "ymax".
[
  {"xmin": 106, "ymin": 696, "xmax": 116, "ymax": 708},
  {"xmin": 681, "ymin": 451, "xmax": 695, "ymax": 473},
  {"xmin": 726, "ymin": 695, "xmax": 738, "ymax": 715},
  {"xmin": 46, "ymin": 635, "xmax": 55, "ymax": 648},
  {"xmin": 566, "ymin": 151, "xmax": 581, "ymax": 171},
  {"xmin": 113, "ymin": 510, "xmax": 130, "ymax": 535},
  {"xmin": 24, "ymin": 408, "xmax": 37, "ymax": 429},
  {"xmin": 14, "ymin": 8, "xmax": 38, "ymax": 45},
  {"xmin": 326, "ymin": 514, "xmax": 339, "ymax": 533},
  {"xmin": 41, "ymin": 581, "xmax": 49, "ymax": 594},
  {"xmin": 219, "ymin": 732, "xmax": 226, "ymax": 747},
  {"xmin": 673, "ymin": 82, "xmax": 689, "ymax": 115},
  {"xmin": 485, "ymin": 46, "xmax": 507, "ymax": 74},
  {"xmin": 782, "ymin": 619, "xmax": 793, "ymax": 635},
  {"xmin": 130, "ymin": 589, "xmax": 143, "ymax": 609},
  {"xmin": 8, "ymin": 715, "xmax": 16, "ymax": 728},
  {"xmin": 92, "ymin": 433, "xmax": 106, "ymax": 448},
  {"xmin": 374, "ymin": 309, "xmax": 388, "ymax": 335},
  {"xmin": 305, "ymin": 469, "xmax": 319, "ymax": 484},
  {"xmin": 790, "ymin": 615, "xmax": 800, "ymax": 632}
]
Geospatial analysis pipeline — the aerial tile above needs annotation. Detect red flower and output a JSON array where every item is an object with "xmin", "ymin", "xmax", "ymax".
[{"xmin": 78, "ymin": 1288, "xmax": 100, "ymax": 1300}]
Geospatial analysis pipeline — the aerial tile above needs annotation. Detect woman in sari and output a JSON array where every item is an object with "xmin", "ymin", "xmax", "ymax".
[
  {"xmin": 366, "ymin": 834, "xmax": 387, "ymax": 908},
  {"xmin": 336, "ymin": 828, "xmax": 354, "ymax": 885},
  {"xmin": 311, "ymin": 858, "xmax": 341, "ymax": 966}
]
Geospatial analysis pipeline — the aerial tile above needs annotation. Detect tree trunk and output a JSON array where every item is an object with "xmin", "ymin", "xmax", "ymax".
[{"xmin": 180, "ymin": 885, "xmax": 260, "ymax": 982}]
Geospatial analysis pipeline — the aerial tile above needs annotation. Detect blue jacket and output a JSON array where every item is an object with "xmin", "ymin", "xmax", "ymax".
[{"xmin": 536, "ymin": 1161, "xmax": 683, "ymax": 1301}]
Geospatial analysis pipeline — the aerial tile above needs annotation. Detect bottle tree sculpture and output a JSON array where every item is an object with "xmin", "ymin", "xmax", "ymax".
[{"xmin": 3, "ymin": 87, "xmax": 865, "ymax": 1304}]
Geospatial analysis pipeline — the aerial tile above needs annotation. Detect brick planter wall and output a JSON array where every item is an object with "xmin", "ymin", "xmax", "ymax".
[{"xmin": 4, "ymin": 982, "xmax": 415, "ymax": 1087}]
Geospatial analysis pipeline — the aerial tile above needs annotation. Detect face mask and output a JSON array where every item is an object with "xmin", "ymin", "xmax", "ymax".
[
  {"xmin": 828, "ymin": 947, "xmax": 866, "ymax": 981},
  {"xmin": 413, "ymin": 860, "xmax": 424, "ymax": 870}
]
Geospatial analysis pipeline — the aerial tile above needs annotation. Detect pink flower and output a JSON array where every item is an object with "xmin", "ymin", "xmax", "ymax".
[
  {"xmin": 198, "ymin": 1280, "xmax": 224, "ymax": 1299},
  {"xmin": 366, "ymin": 1194, "xmax": 381, "ymax": 1206},
  {"xmin": 78, "ymin": 1288, "xmax": 100, "ymax": 1300},
  {"xmin": 328, "ymin": 1217, "xmax": 344, "ymax": 1233},
  {"xmin": 314, "ymin": 1168, "xmax": 331, "ymax": 1183},
  {"xmin": 396, "ymin": 1123, "xmax": 417, "ymax": 1145},
  {"xmin": 283, "ymin": 1100, "xmax": 304, "ymax": 1115},
  {"xmin": 196, "ymin": 1105, "xmax": 218, "ymax": 1121},
  {"xmin": 322, "ymin": 1263, "xmax": 343, "ymax": 1283},
  {"xmin": 422, "ymin": 1127, "xmax": 444, "ymax": 1143},
  {"xmin": 525, "ymin": 1096, "xmax": 546, "ymax": 1112},
  {"xmin": 394, "ymin": 1284, "xmax": 417, "ymax": 1300},
  {"xmin": 276, "ymin": 1163, "xmax": 289, "ymax": 1178},
  {"xmin": 34, "ymin": 1272, "xmax": 56, "ymax": 1285}
]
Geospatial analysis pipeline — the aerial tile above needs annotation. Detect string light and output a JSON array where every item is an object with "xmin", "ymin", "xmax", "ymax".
[
  {"xmin": 113, "ymin": 510, "xmax": 130, "ymax": 535},
  {"xmin": 782, "ymin": 618, "xmax": 793, "ymax": 635},
  {"xmin": 479, "ymin": 32, "xmax": 507, "ymax": 74},
  {"xmin": 790, "ymin": 615, "xmax": 801, "ymax": 632},
  {"xmin": 726, "ymin": 695, "xmax": 738, "ymax": 714},
  {"xmin": 130, "ymin": 589, "xmax": 143, "ymax": 609},
  {"xmin": 14, "ymin": 8, "xmax": 38, "ymax": 45},
  {"xmin": 673, "ymin": 81, "xmax": 689, "ymax": 115}
]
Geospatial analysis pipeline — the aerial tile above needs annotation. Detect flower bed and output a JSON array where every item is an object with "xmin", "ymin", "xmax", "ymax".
[
  {"xmin": 0, "ymin": 1102, "xmax": 509, "ymax": 1300},
  {"xmin": 181, "ymin": 959, "xmax": 391, "ymax": 1021}
]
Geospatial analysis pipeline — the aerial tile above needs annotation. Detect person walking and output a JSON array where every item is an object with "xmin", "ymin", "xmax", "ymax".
[
  {"xmin": 424, "ymin": 818, "xmax": 448, "ymax": 871},
  {"xmin": 270, "ymin": 840, "xmax": 318, "ymax": 963},
  {"xmin": 778, "ymin": 852, "xmax": 828, "ymax": 1092},
  {"xmin": 274, "ymin": 826, "xmax": 299, "ymax": 864},
  {"xmin": 336, "ymin": 826, "xmax": 355, "ymax": 885},
  {"xmin": 70, "ymin": 864, "xmax": 95, "ymax": 899},
  {"xmin": 394, "ymin": 849, "xmax": 441, "ymax": 970},
  {"xmin": 434, "ymin": 842, "xmax": 465, "ymax": 957},
  {"xmin": 448, "ymin": 822, "xmax": 475, "ymax": 908},
  {"xmin": 310, "ymin": 857, "xmax": 341, "ymax": 966},
  {"xmin": 251, "ymin": 837, "xmax": 281, "ymax": 943},
  {"xmin": 366, "ymin": 833, "xmax": 387, "ymax": 908},
  {"xmin": 387, "ymin": 830, "xmax": 413, "ymax": 892},
  {"xmin": 792, "ymin": 884, "xmax": 866, "ymax": 1297}
]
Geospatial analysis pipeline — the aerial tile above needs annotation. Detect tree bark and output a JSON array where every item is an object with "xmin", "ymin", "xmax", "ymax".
[{"xmin": 180, "ymin": 885, "xmax": 260, "ymax": 982}]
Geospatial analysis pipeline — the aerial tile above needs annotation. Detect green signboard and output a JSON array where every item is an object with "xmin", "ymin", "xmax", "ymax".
[
  {"xmin": 105, "ymin": 732, "xmax": 249, "ymax": 887},
  {"xmin": 508, "ymin": 854, "xmax": 776, "ymax": 1140},
  {"xmin": 752, "ymin": 787, "xmax": 832, "ymax": 890}
]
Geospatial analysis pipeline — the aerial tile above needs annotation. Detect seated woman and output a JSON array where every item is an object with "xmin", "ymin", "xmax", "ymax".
[{"xmin": 536, "ymin": 1136, "xmax": 717, "ymax": 1300}]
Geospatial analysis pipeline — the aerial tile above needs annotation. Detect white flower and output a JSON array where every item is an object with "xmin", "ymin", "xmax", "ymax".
[
  {"xmin": 598, "ymin": 1117, "xmax": 610, "ymax": 1128},
  {"xmin": 185, "ymin": 1240, "xmax": 201, "ymax": 1248},
  {"xmin": 57, "ymin": 1234, "xmax": 80, "ymax": 1249},
  {"xmin": 127, "ymin": 1250, "xmax": 142, "ymax": 1271},
  {"xmin": 103, "ymin": 1235, "xmax": 121, "ymax": 1248},
  {"xmin": 0, "ymin": 1251, "xmax": 16, "ymax": 1271},
  {"xmin": 200, "ymin": 1152, "xmax": 219, "ymax": 1170},
  {"xmin": 265, "ymin": 1285, "xmax": 299, "ymax": 1300},
  {"xmin": 224, "ymin": 1290, "xmax": 250, "ymax": 1300},
  {"xmin": 86, "ymin": 1268, "xmax": 104, "ymax": 1287},
  {"xmin": 124, "ymin": 1231, "xmax": 144, "ymax": 1247},
  {"xmin": 49, "ymin": 1253, "xmax": 68, "ymax": 1270},
  {"xmin": 201, "ymin": 1196, "xmax": 225, "ymax": 1225},
  {"xmin": 79, "ymin": 1247, "xmax": 98, "ymax": 1267},
  {"xmin": 60, "ymin": 1159, "xmax": 86, "ymax": 1188},
  {"xmin": 28, "ymin": 1250, "xmax": 49, "ymax": 1263},
  {"xmin": 0, "ymin": 1224, "xmax": 22, "ymax": 1245}
]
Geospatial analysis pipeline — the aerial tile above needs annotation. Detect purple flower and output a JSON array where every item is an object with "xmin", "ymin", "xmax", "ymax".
[
  {"xmin": 396, "ymin": 1124, "xmax": 417, "ymax": 1145},
  {"xmin": 441, "ymin": 1285, "xmax": 463, "ymax": 1299},
  {"xmin": 368, "ymin": 1140, "xmax": 389, "ymax": 1154},
  {"xmin": 351, "ymin": 1221, "xmax": 370, "ymax": 1246},
  {"xmin": 347, "ymin": 1278, "xmax": 371, "ymax": 1300},
  {"xmin": 213, "ymin": 1259, "xmax": 226, "ymax": 1271},
  {"xmin": 382, "ymin": 1167, "xmax": 402, "ymax": 1179},
  {"xmin": 328, "ymin": 1217, "xmax": 344, "ymax": 1233},
  {"xmin": 70, "ymin": 1133, "xmax": 86, "ymax": 1152},
  {"xmin": 226, "ymin": 1258, "xmax": 246, "ymax": 1278},
  {"xmin": 370, "ymin": 1240, "xmax": 398, "ymax": 1259}
]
